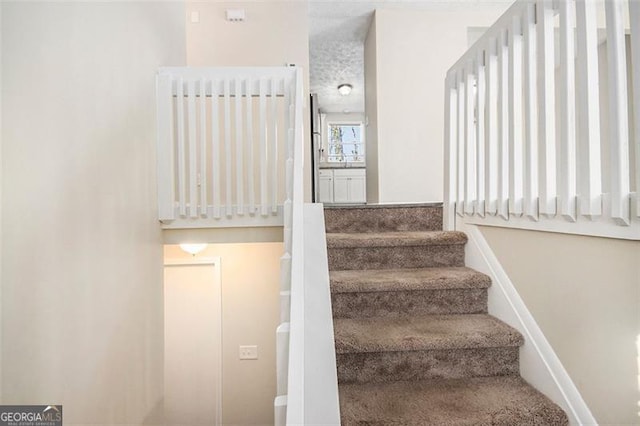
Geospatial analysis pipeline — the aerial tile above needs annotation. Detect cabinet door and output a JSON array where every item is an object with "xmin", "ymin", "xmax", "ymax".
[
  {"xmin": 348, "ymin": 176, "xmax": 367, "ymax": 203},
  {"xmin": 333, "ymin": 176, "xmax": 350, "ymax": 203},
  {"xmin": 318, "ymin": 177, "xmax": 334, "ymax": 203}
]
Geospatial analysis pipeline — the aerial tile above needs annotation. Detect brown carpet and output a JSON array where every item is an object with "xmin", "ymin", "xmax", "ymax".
[{"xmin": 325, "ymin": 204, "xmax": 568, "ymax": 426}]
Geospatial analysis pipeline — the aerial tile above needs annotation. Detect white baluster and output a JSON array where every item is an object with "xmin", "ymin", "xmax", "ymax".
[
  {"xmin": 271, "ymin": 78, "xmax": 279, "ymax": 214},
  {"xmin": 444, "ymin": 74, "xmax": 458, "ymax": 230},
  {"xmin": 246, "ymin": 77, "xmax": 255, "ymax": 215},
  {"xmin": 235, "ymin": 77, "xmax": 244, "ymax": 216},
  {"xmin": 476, "ymin": 50, "xmax": 486, "ymax": 218},
  {"xmin": 199, "ymin": 78, "xmax": 207, "ymax": 217},
  {"xmin": 465, "ymin": 65, "xmax": 477, "ymax": 215},
  {"xmin": 509, "ymin": 14, "xmax": 524, "ymax": 217},
  {"xmin": 224, "ymin": 79, "xmax": 233, "ymax": 217},
  {"xmin": 188, "ymin": 79, "xmax": 198, "ymax": 218},
  {"xmin": 605, "ymin": 0, "xmax": 631, "ymax": 226},
  {"xmin": 260, "ymin": 78, "xmax": 268, "ymax": 216},
  {"xmin": 485, "ymin": 38, "xmax": 499, "ymax": 215},
  {"xmin": 558, "ymin": 0, "xmax": 577, "ymax": 222},
  {"xmin": 456, "ymin": 70, "xmax": 465, "ymax": 217},
  {"xmin": 576, "ymin": 0, "xmax": 603, "ymax": 220},
  {"xmin": 536, "ymin": 0, "xmax": 557, "ymax": 217},
  {"xmin": 211, "ymin": 79, "xmax": 221, "ymax": 219},
  {"xmin": 523, "ymin": 2, "xmax": 539, "ymax": 221},
  {"xmin": 498, "ymin": 28, "xmax": 509, "ymax": 220},
  {"xmin": 176, "ymin": 77, "xmax": 187, "ymax": 217}
]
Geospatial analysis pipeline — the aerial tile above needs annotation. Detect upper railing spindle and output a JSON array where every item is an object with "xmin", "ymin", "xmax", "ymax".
[
  {"xmin": 558, "ymin": 0, "xmax": 577, "ymax": 222},
  {"xmin": 457, "ymin": 70, "xmax": 465, "ymax": 217},
  {"xmin": 508, "ymin": 14, "xmax": 524, "ymax": 217},
  {"xmin": 497, "ymin": 28, "xmax": 509, "ymax": 220},
  {"xmin": 523, "ymin": 2, "xmax": 539, "ymax": 221},
  {"xmin": 235, "ymin": 77, "xmax": 245, "ymax": 216},
  {"xmin": 536, "ymin": 0, "xmax": 557, "ymax": 217},
  {"xmin": 575, "ymin": 0, "xmax": 602, "ymax": 219},
  {"xmin": 246, "ymin": 77, "xmax": 256, "ymax": 215},
  {"xmin": 605, "ymin": 0, "xmax": 631, "ymax": 226},
  {"xmin": 444, "ymin": 74, "xmax": 458, "ymax": 229},
  {"xmin": 211, "ymin": 79, "xmax": 221, "ymax": 219},
  {"xmin": 476, "ymin": 50, "xmax": 486, "ymax": 218},
  {"xmin": 187, "ymin": 80, "xmax": 198, "ymax": 218},
  {"xmin": 199, "ymin": 78, "xmax": 207, "ymax": 217},
  {"xmin": 271, "ymin": 78, "xmax": 279, "ymax": 214},
  {"xmin": 465, "ymin": 65, "xmax": 477, "ymax": 215},
  {"xmin": 260, "ymin": 78, "xmax": 268, "ymax": 216},
  {"xmin": 224, "ymin": 79, "xmax": 233, "ymax": 217},
  {"xmin": 176, "ymin": 77, "xmax": 187, "ymax": 217},
  {"xmin": 485, "ymin": 38, "xmax": 499, "ymax": 215}
]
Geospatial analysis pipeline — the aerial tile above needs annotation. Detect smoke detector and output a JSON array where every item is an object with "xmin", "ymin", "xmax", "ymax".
[{"xmin": 226, "ymin": 9, "xmax": 246, "ymax": 22}]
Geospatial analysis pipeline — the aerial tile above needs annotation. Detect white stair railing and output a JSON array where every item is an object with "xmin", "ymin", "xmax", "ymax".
[
  {"xmin": 444, "ymin": 0, "xmax": 640, "ymax": 240},
  {"xmin": 156, "ymin": 67, "xmax": 307, "ymax": 424},
  {"xmin": 156, "ymin": 67, "xmax": 298, "ymax": 229}
]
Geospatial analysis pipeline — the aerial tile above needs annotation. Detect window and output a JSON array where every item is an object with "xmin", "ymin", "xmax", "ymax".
[{"xmin": 326, "ymin": 122, "xmax": 365, "ymax": 164}]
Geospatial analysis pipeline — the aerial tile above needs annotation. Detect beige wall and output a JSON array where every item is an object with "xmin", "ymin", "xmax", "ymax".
[
  {"xmin": 186, "ymin": 1, "xmax": 312, "ymax": 202},
  {"xmin": 479, "ymin": 226, "xmax": 640, "ymax": 425},
  {"xmin": 366, "ymin": 5, "xmax": 509, "ymax": 203},
  {"xmin": 364, "ymin": 16, "xmax": 379, "ymax": 204},
  {"xmin": 164, "ymin": 243, "xmax": 282, "ymax": 425},
  {"xmin": 1, "ymin": 2, "xmax": 185, "ymax": 424}
]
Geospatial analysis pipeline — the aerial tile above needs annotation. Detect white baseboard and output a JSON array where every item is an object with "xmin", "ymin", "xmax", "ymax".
[{"xmin": 461, "ymin": 223, "xmax": 597, "ymax": 426}]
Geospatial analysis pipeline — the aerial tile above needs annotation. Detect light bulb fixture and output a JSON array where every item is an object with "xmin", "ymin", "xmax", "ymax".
[
  {"xmin": 337, "ymin": 84, "xmax": 353, "ymax": 96},
  {"xmin": 179, "ymin": 243, "xmax": 208, "ymax": 256}
]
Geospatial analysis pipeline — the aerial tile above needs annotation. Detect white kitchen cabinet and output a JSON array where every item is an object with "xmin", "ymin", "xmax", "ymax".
[
  {"xmin": 318, "ymin": 169, "xmax": 366, "ymax": 204},
  {"xmin": 318, "ymin": 169, "xmax": 334, "ymax": 203}
]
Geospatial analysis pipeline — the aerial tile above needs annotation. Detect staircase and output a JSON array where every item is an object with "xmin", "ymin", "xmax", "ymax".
[{"xmin": 325, "ymin": 204, "xmax": 568, "ymax": 425}]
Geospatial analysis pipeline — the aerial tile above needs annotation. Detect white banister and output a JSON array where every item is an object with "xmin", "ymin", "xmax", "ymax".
[
  {"xmin": 536, "ymin": 0, "xmax": 557, "ymax": 217},
  {"xmin": 475, "ymin": 50, "xmax": 486, "ymax": 218},
  {"xmin": 444, "ymin": 0, "xmax": 640, "ymax": 240},
  {"xmin": 235, "ymin": 77, "xmax": 244, "ymax": 216},
  {"xmin": 464, "ymin": 65, "xmax": 476, "ymax": 215},
  {"xmin": 605, "ymin": 0, "xmax": 631, "ymax": 226},
  {"xmin": 271, "ymin": 77, "xmax": 279, "ymax": 214},
  {"xmin": 260, "ymin": 78, "xmax": 268, "ymax": 217},
  {"xmin": 223, "ymin": 79, "xmax": 232, "ymax": 218},
  {"xmin": 457, "ymin": 70, "xmax": 465, "ymax": 218},
  {"xmin": 211, "ymin": 79, "xmax": 221, "ymax": 219},
  {"xmin": 246, "ymin": 77, "xmax": 255, "ymax": 215},
  {"xmin": 156, "ymin": 73, "xmax": 175, "ymax": 221},
  {"xmin": 522, "ymin": 2, "xmax": 538, "ymax": 221},
  {"xmin": 177, "ymin": 77, "xmax": 187, "ymax": 217},
  {"xmin": 558, "ymin": 0, "xmax": 577, "ymax": 222},
  {"xmin": 188, "ymin": 80, "xmax": 198, "ymax": 218},
  {"xmin": 497, "ymin": 28, "xmax": 509, "ymax": 220},
  {"xmin": 508, "ymin": 14, "xmax": 523, "ymax": 217},
  {"xmin": 485, "ymin": 37, "xmax": 499, "ymax": 216},
  {"xmin": 199, "ymin": 78, "xmax": 207, "ymax": 217},
  {"xmin": 575, "ymin": 0, "xmax": 603, "ymax": 219}
]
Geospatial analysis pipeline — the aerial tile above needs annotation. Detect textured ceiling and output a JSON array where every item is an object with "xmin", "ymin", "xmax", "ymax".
[{"xmin": 309, "ymin": 0, "xmax": 515, "ymax": 113}]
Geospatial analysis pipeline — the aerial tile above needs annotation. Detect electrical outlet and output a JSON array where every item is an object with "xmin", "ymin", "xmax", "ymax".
[{"xmin": 239, "ymin": 345, "xmax": 258, "ymax": 360}]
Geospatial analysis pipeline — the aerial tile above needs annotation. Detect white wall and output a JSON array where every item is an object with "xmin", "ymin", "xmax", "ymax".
[
  {"xmin": 1, "ymin": 2, "xmax": 185, "ymax": 424},
  {"xmin": 365, "ymin": 5, "xmax": 510, "ymax": 203},
  {"xmin": 186, "ymin": 1, "xmax": 312, "ymax": 202},
  {"xmin": 479, "ymin": 226, "xmax": 640, "ymax": 425},
  {"xmin": 164, "ymin": 243, "xmax": 282, "ymax": 425}
]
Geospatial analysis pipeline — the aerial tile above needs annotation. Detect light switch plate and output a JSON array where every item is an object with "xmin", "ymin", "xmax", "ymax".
[{"xmin": 239, "ymin": 345, "xmax": 258, "ymax": 360}]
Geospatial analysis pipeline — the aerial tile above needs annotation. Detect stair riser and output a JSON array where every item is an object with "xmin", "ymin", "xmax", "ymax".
[
  {"xmin": 332, "ymin": 289, "xmax": 488, "ymax": 318},
  {"xmin": 337, "ymin": 347, "xmax": 520, "ymax": 384},
  {"xmin": 328, "ymin": 245, "xmax": 465, "ymax": 270},
  {"xmin": 324, "ymin": 206, "xmax": 443, "ymax": 233}
]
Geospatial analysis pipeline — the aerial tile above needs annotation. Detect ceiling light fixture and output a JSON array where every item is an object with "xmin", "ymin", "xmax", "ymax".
[
  {"xmin": 179, "ymin": 243, "xmax": 208, "ymax": 256},
  {"xmin": 337, "ymin": 84, "xmax": 353, "ymax": 96}
]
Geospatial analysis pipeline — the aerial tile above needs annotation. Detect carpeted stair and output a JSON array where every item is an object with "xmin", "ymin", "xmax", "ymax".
[{"xmin": 325, "ymin": 204, "xmax": 568, "ymax": 426}]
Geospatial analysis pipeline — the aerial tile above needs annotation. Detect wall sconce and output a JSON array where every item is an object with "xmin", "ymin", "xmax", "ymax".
[
  {"xmin": 338, "ymin": 84, "xmax": 353, "ymax": 96},
  {"xmin": 179, "ymin": 243, "xmax": 208, "ymax": 256}
]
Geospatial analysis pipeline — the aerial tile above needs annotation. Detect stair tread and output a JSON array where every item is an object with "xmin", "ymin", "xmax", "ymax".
[
  {"xmin": 326, "ymin": 231, "xmax": 467, "ymax": 248},
  {"xmin": 339, "ymin": 376, "xmax": 568, "ymax": 426},
  {"xmin": 330, "ymin": 267, "xmax": 491, "ymax": 293},
  {"xmin": 334, "ymin": 314, "xmax": 523, "ymax": 353}
]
